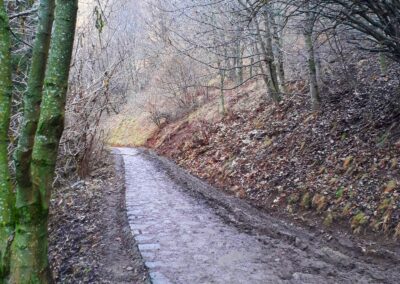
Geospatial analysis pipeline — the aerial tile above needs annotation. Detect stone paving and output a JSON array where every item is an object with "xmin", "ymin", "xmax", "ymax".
[{"xmin": 116, "ymin": 147, "xmax": 397, "ymax": 284}]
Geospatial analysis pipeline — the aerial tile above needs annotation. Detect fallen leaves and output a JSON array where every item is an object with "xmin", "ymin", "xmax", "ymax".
[
  {"xmin": 150, "ymin": 73, "xmax": 400, "ymax": 238},
  {"xmin": 343, "ymin": 156, "xmax": 354, "ymax": 170},
  {"xmin": 384, "ymin": 180, "xmax": 397, "ymax": 193}
]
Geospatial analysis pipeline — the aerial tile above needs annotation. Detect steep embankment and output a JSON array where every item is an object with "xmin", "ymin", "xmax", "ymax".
[{"xmin": 145, "ymin": 73, "xmax": 400, "ymax": 241}]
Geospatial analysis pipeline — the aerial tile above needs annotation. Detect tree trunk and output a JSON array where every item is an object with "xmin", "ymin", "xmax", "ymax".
[
  {"xmin": 315, "ymin": 48, "xmax": 323, "ymax": 87},
  {"xmin": 0, "ymin": 1, "xmax": 14, "ymax": 278},
  {"xmin": 254, "ymin": 16, "xmax": 281, "ymax": 103},
  {"xmin": 304, "ymin": 9, "xmax": 320, "ymax": 111},
  {"xmin": 249, "ymin": 57, "xmax": 254, "ymax": 78},
  {"xmin": 14, "ymin": 0, "xmax": 55, "ymax": 211},
  {"xmin": 262, "ymin": 10, "xmax": 280, "ymax": 93},
  {"xmin": 9, "ymin": 0, "xmax": 78, "ymax": 282},
  {"xmin": 219, "ymin": 63, "xmax": 226, "ymax": 115},
  {"xmin": 236, "ymin": 45, "xmax": 244, "ymax": 85},
  {"xmin": 255, "ymin": 39, "xmax": 281, "ymax": 103},
  {"xmin": 270, "ymin": 12, "xmax": 286, "ymax": 92},
  {"xmin": 233, "ymin": 28, "xmax": 243, "ymax": 85}
]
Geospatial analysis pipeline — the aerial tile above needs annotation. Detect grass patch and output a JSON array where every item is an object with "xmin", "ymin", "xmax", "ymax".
[{"xmin": 107, "ymin": 115, "xmax": 157, "ymax": 147}]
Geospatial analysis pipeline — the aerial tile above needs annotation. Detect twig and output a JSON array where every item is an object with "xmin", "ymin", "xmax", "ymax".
[{"xmin": 9, "ymin": 8, "xmax": 38, "ymax": 20}]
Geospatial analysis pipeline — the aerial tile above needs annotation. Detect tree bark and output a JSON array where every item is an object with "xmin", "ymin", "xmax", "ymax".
[
  {"xmin": 270, "ymin": 12, "xmax": 286, "ymax": 92},
  {"xmin": 14, "ymin": 0, "xmax": 55, "ymax": 211},
  {"xmin": 304, "ymin": 8, "xmax": 320, "ymax": 111},
  {"xmin": 249, "ymin": 57, "xmax": 254, "ymax": 78},
  {"xmin": 254, "ymin": 16, "xmax": 281, "ymax": 103},
  {"xmin": 218, "ymin": 62, "xmax": 226, "ymax": 115},
  {"xmin": 236, "ymin": 45, "xmax": 244, "ymax": 85},
  {"xmin": 9, "ymin": 0, "xmax": 78, "ymax": 282},
  {"xmin": 262, "ymin": 10, "xmax": 280, "ymax": 93},
  {"xmin": 0, "ymin": 1, "xmax": 14, "ymax": 278}
]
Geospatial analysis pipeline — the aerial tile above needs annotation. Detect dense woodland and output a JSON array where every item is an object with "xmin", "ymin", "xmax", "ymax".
[{"xmin": 0, "ymin": 0, "xmax": 400, "ymax": 282}]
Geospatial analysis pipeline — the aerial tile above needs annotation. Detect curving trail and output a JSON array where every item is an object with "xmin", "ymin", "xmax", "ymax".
[{"xmin": 115, "ymin": 147, "xmax": 398, "ymax": 284}]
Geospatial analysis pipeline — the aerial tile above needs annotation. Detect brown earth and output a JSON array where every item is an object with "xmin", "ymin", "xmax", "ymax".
[
  {"xmin": 48, "ymin": 151, "xmax": 150, "ymax": 283},
  {"xmin": 146, "ymin": 65, "xmax": 400, "ymax": 244}
]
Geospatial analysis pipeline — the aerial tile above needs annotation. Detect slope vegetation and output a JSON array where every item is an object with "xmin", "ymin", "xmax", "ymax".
[{"xmin": 145, "ymin": 72, "xmax": 400, "ymax": 240}]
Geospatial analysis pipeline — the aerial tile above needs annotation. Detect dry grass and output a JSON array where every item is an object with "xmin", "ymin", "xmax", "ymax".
[{"xmin": 107, "ymin": 114, "xmax": 157, "ymax": 147}]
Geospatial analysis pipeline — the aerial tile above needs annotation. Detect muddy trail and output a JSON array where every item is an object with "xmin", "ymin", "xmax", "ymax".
[{"xmin": 114, "ymin": 147, "xmax": 400, "ymax": 284}]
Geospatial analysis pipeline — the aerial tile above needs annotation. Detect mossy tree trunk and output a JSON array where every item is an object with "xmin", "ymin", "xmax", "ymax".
[
  {"xmin": 9, "ymin": 0, "xmax": 78, "ymax": 282},
  {"xmin": 0, "ymin": 1, "xmax": 14, "ymax": 278},
  {"xmin": 14, "ymin": 0, "xmax": 55, "ymax": 216}
]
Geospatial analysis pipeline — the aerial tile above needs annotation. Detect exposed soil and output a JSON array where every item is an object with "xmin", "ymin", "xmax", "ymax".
[
  {"xmin": 147, "ymin": 63, "xmax": 400, "ymax": 243},
  {"xmin": 48, "ymin": 151, "xmax": 150, "ymax": 283}
]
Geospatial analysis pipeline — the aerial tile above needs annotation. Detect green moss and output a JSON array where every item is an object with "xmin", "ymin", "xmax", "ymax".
[
  {"xmin": 342, "ymin": 203, "xmax": 352, "ymax": 217},
  {"xmin": 351, "ymin": 212, "xmax": 369, "ymax": 233},
  {"xmin": 300, "ymin": 192, "xmax": 312, "ymax": 209},
  {"xmin": 323, "ymin": 213, "xmax": 334, "ymax": 227},
  {"xmin": 288, "ymin": 193, "xmax": 300, "ymax": 205},
  {"xmin": 378, "ymin": 198, "xmax": 393, "ymax": 213},
  {"xmin": 0, "ymin": 1, "xmax": 15, "ymax": 278},
  {"xmin": 335, "ymin": 186, "xmax": 345, "ymax": 199}
]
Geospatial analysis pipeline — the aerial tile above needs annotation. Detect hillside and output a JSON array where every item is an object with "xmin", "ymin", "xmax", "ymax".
[{"xmin": 131, "ymin": 67, "xmax": 400, "ymax": 241}]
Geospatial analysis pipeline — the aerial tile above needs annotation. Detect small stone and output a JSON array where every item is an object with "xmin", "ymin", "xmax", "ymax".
[
  {"xmin": 295, "ymin": 237, "xmax": 308, "ymax": 251},
  {"xmin": 319, "ymin": 247, "xmax": 355, "ymax": 268},
  {"xmin": 126, "ymin": 266, "xmax": 133, "ymax": 271},
  {"xmin": 338, "ymin": 237, "xmax": 354, "ymax": 249}
]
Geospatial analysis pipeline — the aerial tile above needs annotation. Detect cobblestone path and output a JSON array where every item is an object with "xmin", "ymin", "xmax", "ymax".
[{"xmin": 116, "ymin": 148, "xmax": 398, "ymax": 284}]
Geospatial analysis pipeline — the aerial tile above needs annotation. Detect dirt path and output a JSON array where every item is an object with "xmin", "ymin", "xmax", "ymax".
[
  {"xmin": 49, "ymin": 152, "xmax": 150, "ymax": 283},
  {"xmin": 115, "ymin": 147, "xmax": 400, "ymax": 284}
]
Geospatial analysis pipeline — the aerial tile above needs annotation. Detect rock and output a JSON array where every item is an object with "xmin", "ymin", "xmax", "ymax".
[
  {"xmin": 308, "ymin": 260, "xmax": 328, "ymax": 270},
  {"xmin": 292, "ymin": 272, "xmax": 321, "ymax": 282},
  {"xmin": 71, "ymin": 180, "xmax": 85, "ymax": 189},
  {"xmin": 337, "ymin": 237, "xmax": 355, "ymax": 250},
  {"xmin": 295, "ymin": 237, "xmax": 308, "ymax": 251},
  {"xmin": 319, "ymin": 247, "xmax": 355, "ymax": 269}
]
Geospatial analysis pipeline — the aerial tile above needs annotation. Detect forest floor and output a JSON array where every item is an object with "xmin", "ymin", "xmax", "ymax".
[
  {"xmin": 48, "ymin": 152, "xmax": 150, "ymax": 283},
  {"xmin": 142, "ymin": 64, "xmax": 400, "ymax": 245}
]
